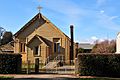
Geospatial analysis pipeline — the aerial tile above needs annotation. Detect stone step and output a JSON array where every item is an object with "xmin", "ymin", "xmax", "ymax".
[{"xmin": 43, "ymin": 61, "xmax": 60, "ymax": 69}]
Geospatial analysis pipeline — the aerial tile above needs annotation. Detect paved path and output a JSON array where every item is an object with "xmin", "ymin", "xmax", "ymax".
[
  {"xmin": 0, "ymin": 74, "xmax": 82, "ymax": 80},
  {"xmin": 0, "ymin": 74, "xmax": 96, "ymax": 80}
]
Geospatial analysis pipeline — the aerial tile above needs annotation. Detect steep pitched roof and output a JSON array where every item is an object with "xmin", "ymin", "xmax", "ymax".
[
  {"xmin": 14, "ymin": 13, "xmax": 70, "ymax": 40},
  {"xmin": 26, "ymin": 35, "xmax": 50, "ymax": 46},
  {"xmin": 41, "ymin": 14, "xmax": 71, "ymax": 40},
  {"xmin": 14, "ymin": 13, "xmax": 40, "ymax": 37}
]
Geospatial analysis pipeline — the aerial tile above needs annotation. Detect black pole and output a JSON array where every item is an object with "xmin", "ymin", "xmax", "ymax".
[{"xmin": 70, "ymin": 25, "xmax": 74, "ymax": 60}]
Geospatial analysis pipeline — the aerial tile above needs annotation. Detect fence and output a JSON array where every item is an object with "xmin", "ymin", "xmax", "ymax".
[{"xmin": 22, "ymin": 60, "xmax": 75, "ymax": 74}]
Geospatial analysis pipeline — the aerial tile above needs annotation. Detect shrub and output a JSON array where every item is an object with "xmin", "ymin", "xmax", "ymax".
[
  {"xmin": 77, "ymin": 53, "xmax": 120, "ymax": 77},
  {"xmin": 92, "ymin": 40, "xmax": 116, "ymax": 53},
  {"xmin": 0, "ymin": 53, "xmax": 22, "ymax": 74}
]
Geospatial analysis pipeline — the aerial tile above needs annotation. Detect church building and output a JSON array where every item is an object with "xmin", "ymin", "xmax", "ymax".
[{"xmin": 14, "ymin": 12, "xmax": 77, "ymax": 64}]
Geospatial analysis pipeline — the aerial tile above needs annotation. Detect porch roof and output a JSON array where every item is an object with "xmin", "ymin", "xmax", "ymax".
[{"xmin": 26, "ymin": 35, "xmax": 50, "ymax": 46}]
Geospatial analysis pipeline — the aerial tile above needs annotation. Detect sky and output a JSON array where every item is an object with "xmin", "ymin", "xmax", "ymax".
[{"xmin": 0, "ymin": 0, "xmax": 120, "ymax": 43}]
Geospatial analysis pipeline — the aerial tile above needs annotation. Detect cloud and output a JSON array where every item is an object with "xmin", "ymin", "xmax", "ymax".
[
  {"xmin": 97, "ymin": 0, "xmax": 106, "ymax": 7},
  {"xmin": 43, "ymin": 0, "xmax": 120, "ymax": 36},
  {"xmin": 40, "ymin": 0, "xmax": 94, "ymax": 29},
  {"xmin": 109, "ymin": 16, "xmax": 119, "ymax": 20},
  {"xmin": 89, "ymin": 36, "xmax": 110, "ymax": 44},
  {"xmin": 41, "ymin": 0, "xmax": 81, "ymax": 14},
  {"xmin": 79, "ymin": 36, "xmax": 98, "ymax": 44},
  {"xmin": 91, "ymin": 36, "xmax": 98, "ymax": 41},
  {"xmin": 100, "ymin": 10, "xmax": 105, "ymax": 14},
  {"xmin": 33, "ymin": 0, "xmax": 120, "ymax": 42},
  {"xmin": 97, "ymin": 11, "xmax": 120, "ymax": 31}
]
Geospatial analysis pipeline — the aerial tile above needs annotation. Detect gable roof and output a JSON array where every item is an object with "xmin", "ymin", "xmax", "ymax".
[
  {"xmin": 26, "ymin": 35, "xmax": 50, "ymax": 46},
  {"xmin": 14, "ymin": 13, "xmax": 70, "ymax": 40},
  {"xmin": 41, "ymin": 14, "xmax": 71, "ymax": 40},
  {"xmin": 0, "ymin": 41, "xmax": 14, "ymax": 53},
  {"xmin": 14, "ymin": 13, "xmax": 40, "ymax": 37}
]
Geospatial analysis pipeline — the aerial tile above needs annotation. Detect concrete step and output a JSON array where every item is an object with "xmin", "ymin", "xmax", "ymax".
[{"xmin": 43, "ymin": 61, "xmax": 60, "ymax": 69}]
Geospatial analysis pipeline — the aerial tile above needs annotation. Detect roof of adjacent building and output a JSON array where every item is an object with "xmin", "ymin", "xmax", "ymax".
[
  {"xmin": 0, "ymin": 41, "xmax": 14, "ymax": 53},
  {"xmin": 79, "ymin": 43, "xmax": 95, "ymax": 49}
]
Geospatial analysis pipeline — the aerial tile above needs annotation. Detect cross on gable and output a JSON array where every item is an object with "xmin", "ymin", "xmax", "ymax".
[
  {"xmin": 37, "ymin": 0, "xmax": 42, "ymax": 13},
  {"xmin": 37, "ymin": 6, "xmax": 42, "ymax": 13}
]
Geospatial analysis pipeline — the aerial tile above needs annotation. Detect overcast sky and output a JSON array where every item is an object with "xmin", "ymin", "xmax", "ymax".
[{"xmin": 0, "ymin": 0, "xmax": 120, "ymax": 43}]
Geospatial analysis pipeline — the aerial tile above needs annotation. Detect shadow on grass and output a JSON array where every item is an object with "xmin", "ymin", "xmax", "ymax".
[
  {"xmin": 13, "ymin": 78, "xmax": 81, "ymax": 80},
  {"xmin": 13, "ymin": 78, "xmax": 120, "ymax": 80}
]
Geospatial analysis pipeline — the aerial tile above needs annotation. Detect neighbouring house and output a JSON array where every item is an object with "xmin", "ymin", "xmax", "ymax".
[
  {"xmin": 116, "ymin": 32, "xmax": 120, "ymax": 53},
  {"xmin": 14, "ymin": 12, "xmax": 77, "ymax": 64},
  {"xmin": 0, "ymin": 41, "xmax": 14, "ymax": 53},
  {"xmin": 79, "ymin": 43, "xmax": 94, "ymax": 53}
]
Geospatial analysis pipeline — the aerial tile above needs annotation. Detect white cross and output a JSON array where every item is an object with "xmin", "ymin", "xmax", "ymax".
[
  {"xmin": 37, "ymin": 6, "xmax": 42, "ymax": 13},
  {"xmin": 37, "ymin": 0, "xmax": 42, "ymax": 13}
]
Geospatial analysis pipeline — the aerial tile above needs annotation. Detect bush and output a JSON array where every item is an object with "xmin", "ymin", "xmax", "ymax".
[
  {"xmin": 77, "ymin": 53, "xmax": 120, "ymax": 77},
  {"xmin": 0, "ymin": 53, "xmax": 22, "ymax": 74}
]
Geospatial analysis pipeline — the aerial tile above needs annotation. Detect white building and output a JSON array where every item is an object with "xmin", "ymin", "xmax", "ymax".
[{"xmin": 116, "ymin": 32, "xmax": 120, "ymax": 53}]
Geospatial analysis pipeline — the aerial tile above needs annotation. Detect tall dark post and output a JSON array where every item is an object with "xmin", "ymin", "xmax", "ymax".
[
  {"xmin": 70, "ymin": 25, "xmax": 74, "ymax": 60},
  {"xmin": 35, "ymin": 58, "xmax": 39, "ymax": 74}
]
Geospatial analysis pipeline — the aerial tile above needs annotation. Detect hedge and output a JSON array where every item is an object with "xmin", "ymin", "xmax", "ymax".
[
  {"xmin": 0, "ymin": 53, "xmax": 22, "ymax": 74},
  {"xmin": 77, "ymin": 53, "xmax": 120, "ymax": 77}
]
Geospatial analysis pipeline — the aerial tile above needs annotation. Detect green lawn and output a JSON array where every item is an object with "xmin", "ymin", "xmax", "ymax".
[
  {"xmin": 0, "ymin": 77, "xmax": 120, "ymax": 80},
  {"xmin": 0, "ymin": 76, "xmax": 14, "ymax": 80},
  {"xmin": 12, "ymin": 78, "xmax": 120, "ymax": 80},
  {"xmin": 78, "ymin": 78, "xmax": 120, "ymax": 80}
]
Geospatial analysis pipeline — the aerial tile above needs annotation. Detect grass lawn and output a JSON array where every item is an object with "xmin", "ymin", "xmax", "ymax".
[
  {"xmin": 12, "ymin": 78, "xmax": 120, "ymax": 80},
  {"xmin": 0, "ymin": 77, "xmax": 120, "ymax": 80},
  {"xmin": 0, "ymin": 76, "xmax": 14, "ymax": 80},
  {"xmin": 78, "ymin": 78, "xmax": 120, "ymax": 80},
  {"xmin": 1, "ymin": 75, "xmax": 120, "ymax": 80}
]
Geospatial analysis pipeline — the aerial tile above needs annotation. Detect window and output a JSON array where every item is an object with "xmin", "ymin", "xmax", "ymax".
[
  {"xmin": 34, "ymin": 46, "xmax": 41, "ymax": 56},
  {"xmin": 53, "ymin": 38, "xmax": 60, "ymax": 53},
  {"xmin": 54, "ymin": 42, "xmax": 60, "ymax": 53},
  {"xmin": 20, "ymin": 43, "xmax": 22, "ymax": 52},
  {"xmin": 23, "ymin": 43, "xmax": 25, "ymax": 52},
  {"xmin": 20, "ymin": 43, "xmax": 25, "ymax": 52},
  {"xmin": 57, "ymin": 43, "xmax": 60, "ymax": 53},
  {"xmin": 39, "ymin": 46, "xmax": 41, "ymax": 56},
  {"xmin": 54, "ymin": 43, "xmax": 57, "ymax": 53},
  {"xmin": 35, "ymin": 46, "xmax": 39, "ymax": 55}
]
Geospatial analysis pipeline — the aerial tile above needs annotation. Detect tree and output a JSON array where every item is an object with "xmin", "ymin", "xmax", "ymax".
[
  {"xmin": 108, "ymin": 40, "xmax": 116, "ymax": 53},
  {"xmin": 0, "ymin": 27, "xmax": 6, "ymax": 45},
  {"xmin": 91, "ymin": 40, "xmax": 116, "ymax": 53},
  {"xmin": 0, "ymin": 27, "xmax": 6, "ymax": 39},
  {"xmin": 0, "ymin": 31, "xmax": 13, "ymax": 45},
  {"xmin": 78, "ymin": 48, "xmax": 85, "ymax": 53}
]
